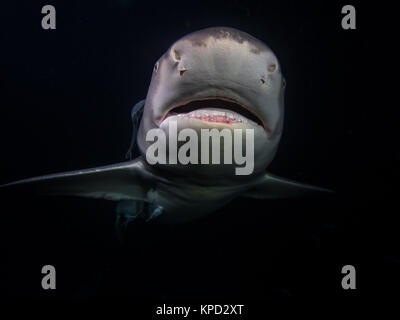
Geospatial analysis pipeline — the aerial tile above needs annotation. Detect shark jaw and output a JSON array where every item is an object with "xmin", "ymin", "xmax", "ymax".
[
  {"xmin": 150, "ymin": 96, "xmax": 272, "ymax": 180},
  {"xmin": 160, "ymin": 97, "xmax": 269, "ymax": 135}
]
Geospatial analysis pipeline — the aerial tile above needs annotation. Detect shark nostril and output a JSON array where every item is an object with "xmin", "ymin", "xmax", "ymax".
[
  {"xmin": 179, "ymin": 69, "xmax": 187, "ymax": 76},
  {"xmin": 260, "ymin": 77, "xmax": 270, "ymax": 85},
  {"xmin": 268, "ymin": 63, "xmax": 276, "ymax": 72}
]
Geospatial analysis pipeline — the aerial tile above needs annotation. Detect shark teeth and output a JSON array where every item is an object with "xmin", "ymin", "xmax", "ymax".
[{"xmin": 176, "ymin": 110, "xmax": 247, "ymax": 124}]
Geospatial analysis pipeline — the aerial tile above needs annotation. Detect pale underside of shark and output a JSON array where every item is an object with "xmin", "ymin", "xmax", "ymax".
[{"xmin": 1, "ymin": 27, "xmax": 332, "ymax": 235}]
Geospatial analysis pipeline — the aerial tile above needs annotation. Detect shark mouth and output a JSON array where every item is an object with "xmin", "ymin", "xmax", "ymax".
[{"xmin": 163, "ymin": 97, "xmax": 265, "ymax": 129}]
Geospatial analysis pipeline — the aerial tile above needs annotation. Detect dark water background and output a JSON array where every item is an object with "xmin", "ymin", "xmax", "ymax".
[{"xmin": 0, "ymin": 0, "xmax": 397, "ymax": 312}]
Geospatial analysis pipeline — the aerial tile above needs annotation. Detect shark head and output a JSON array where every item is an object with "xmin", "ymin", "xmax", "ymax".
[{"xmin": 137, "ymin": 27, "xmax": 285, "ymax": 182}]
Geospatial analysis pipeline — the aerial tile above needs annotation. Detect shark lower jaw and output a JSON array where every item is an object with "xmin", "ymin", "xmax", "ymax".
[
  {"xmin": 160, "ymin": 97, "xmax": 268, "ymax": 132},
  {"xmin": 165, "ymin": 108, "xmax": 253, "ymax": 125}
]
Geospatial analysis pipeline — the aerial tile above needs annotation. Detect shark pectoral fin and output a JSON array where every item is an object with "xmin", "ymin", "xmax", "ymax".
[
  {"xmin": 243, "ymin": 173, "xmax": 334, "ymax": 199},
  {"xmin": 1, "ymin": 158, "xmax": 152, "ymax": 202},
  {"xmin": 125, "ymin": 99, "xmax": 145, "ymax": 160}
]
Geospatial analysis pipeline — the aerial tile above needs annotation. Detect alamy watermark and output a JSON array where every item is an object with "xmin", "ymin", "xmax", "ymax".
[
  {"xmin": 341, "ymin": 5, "xmax": 356, "ymax": 30},
  {"xmin": 41, "ymin": 265, "xmax": 56, "ymax": 290},
  {"xmin": 145, "ymin": 121, "xmax": 255, "ymax": 175},
  {"xmin": 341, "ymin": 265, "xmax": 356, "ymax": 290},
  {"xmin": 41, "ymin": 5, "xmax": 56, "ymax": 30}
]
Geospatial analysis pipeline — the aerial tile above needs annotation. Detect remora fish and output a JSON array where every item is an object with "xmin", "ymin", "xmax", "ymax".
[{"xmin": 2, "ymin": 27, "xmax": 331, "ymax": 230}]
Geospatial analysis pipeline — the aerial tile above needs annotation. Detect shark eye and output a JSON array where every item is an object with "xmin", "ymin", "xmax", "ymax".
[
  {"xmin": 153, "ymin": 61, "xmax": 159, "ymax": 74},
  {"xmin": 268, "ymin": 63, "xmax": 276, "ymax": 72},
  {"xmin": 173, "ymin": 50, "xmax": 181, "ymax": 61}
]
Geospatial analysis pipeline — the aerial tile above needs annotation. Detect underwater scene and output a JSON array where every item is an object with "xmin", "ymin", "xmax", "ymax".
[{"xmin": 0, "ymin": 0, "xmax": 397, "ymax": 315}]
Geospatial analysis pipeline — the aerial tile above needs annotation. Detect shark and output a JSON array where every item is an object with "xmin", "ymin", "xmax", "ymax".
[{"xmin": 1, "ymin": 27, "xmax": 332, "ymax": 234}]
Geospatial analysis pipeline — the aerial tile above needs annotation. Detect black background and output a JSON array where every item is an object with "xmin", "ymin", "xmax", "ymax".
[{"xmin": 0, "ymin": 0, "xmax": 397, "ymax": 313}]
